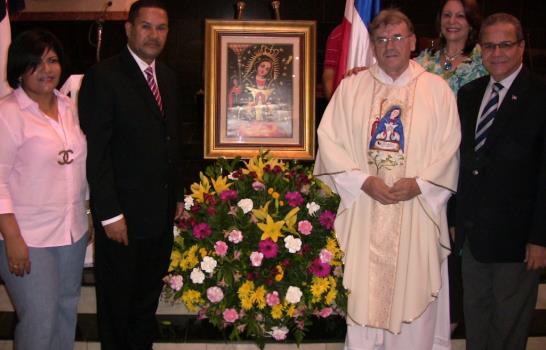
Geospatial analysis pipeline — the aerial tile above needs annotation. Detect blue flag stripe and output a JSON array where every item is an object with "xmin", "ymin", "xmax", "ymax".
[{"xmin": 354, "ymin": 0, "xmax": 381, "ymax": 25}]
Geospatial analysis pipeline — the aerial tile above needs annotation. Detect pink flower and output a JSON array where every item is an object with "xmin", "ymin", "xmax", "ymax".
[
  {"xmin": 319, "ymin": 307, "xmax": 333, "ymax": 318},
  {"xmin": 227, "ymin": 229, "xmax": 243, "ymax": 244},
  {"xmin": 223, "ymin": 308, "xmax": 239, "ymax": 323},
  {"xmin": 297, "ymin": 220, "xmax": 313, "ymax": 235},
  {"xmin": 214, "ymin": 241, "xmax": 228, "ymax": 257},
  {"xmin": 258, "ymin": 239, "xmax": 278, "ymax": 259},
  {"xmin": 192, "ymin": 222, "xmax": 212, "ymax": 240},
  {"xmin": 319, "ymin": 210, "xmax": 336, "ymax": 229},
  {"xmin": 319, "ymin": 249, "xmax": 333, "ymax": 264},
  {"xmin": 266, "ymin": 291, "xmax": 280, "ymax": 306},
  {"xmin": 206, "ymin": 206, "xmax": 216, "ymax": 216},
  {"xmin": 252, "ymin": 181, "xmax": 266, "ymax": 190},
  {"xmin": 268, "ymin": 326, "xmax": 289, "ymax": 340},
  {"xmin": 219, "ymin": 189, "xmax": 238, "ymax": 202},
  {"xmin": 308, "ymin": 258, "xmax": 331, "ymax": 277},
  {"xmin": 168, "ymin": 275, "xmax": 183, "ymax": 291},
  {"xmin": 250, "ymin": 251, "xmax": 264, "ymax": 267},
  {"xmin": 285, "ymin": 191, "xmax": 304, "ymax": 207},
  {"xmin": 206, "ymin": 286, "xmax": 224, "ymax": 303}
]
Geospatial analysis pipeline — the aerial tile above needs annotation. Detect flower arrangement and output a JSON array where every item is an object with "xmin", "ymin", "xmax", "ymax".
[{"xmin": 163, "ymin": 151, "xmax": 347, "ymax": 348}]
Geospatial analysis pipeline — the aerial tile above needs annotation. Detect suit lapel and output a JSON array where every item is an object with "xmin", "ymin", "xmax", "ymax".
[
  {"xmin": 120, "ymin": 48, "xmax": 164, "ymax": 120},
  {"xmin": 462, "ymin": 77, "xmax": 488, "ymax": 153},
  {"xmin": 480, "ymin": 69, "xmax": 529, "ymax": 153}
]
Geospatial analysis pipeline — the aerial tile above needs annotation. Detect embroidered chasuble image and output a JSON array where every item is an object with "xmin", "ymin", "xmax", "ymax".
[{"xmin": 366, "ymin": 80, "xmax": 416, "ymax": 329}]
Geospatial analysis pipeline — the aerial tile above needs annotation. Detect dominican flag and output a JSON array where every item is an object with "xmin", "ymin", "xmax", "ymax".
[{"xmin": 334, "ymin": 0, "xmax": 381, "ymax": 89}]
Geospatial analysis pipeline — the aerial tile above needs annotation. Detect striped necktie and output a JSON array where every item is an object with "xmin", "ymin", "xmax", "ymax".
[
  {"xmin": 144, "ymin": 66, "xmax": 164, "ymax": 114},
  {"xmin": 475, "ymin": 82, "xmax": 504, "ymax": 152}
]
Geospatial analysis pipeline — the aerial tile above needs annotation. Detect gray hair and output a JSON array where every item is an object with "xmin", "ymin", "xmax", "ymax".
[
  {"xmin": 480, "ymin": 13, "xmax": 524, "ymax": 42},
  {"xmin": 369, "ymin": 9, "xmax": 415, "ymax": 37}
]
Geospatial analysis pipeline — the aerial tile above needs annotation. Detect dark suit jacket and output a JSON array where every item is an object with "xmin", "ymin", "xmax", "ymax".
[
  {"xmin": 79, "ymin": 47, "xmax": 183, "ymax": 239},
  {"xmin": 456, "ymin": 67, "xmax": 546, "ymax": 262}
]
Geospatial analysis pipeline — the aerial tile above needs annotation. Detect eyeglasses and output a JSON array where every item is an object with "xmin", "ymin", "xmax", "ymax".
[
  {"xmin": 481, "ymin": 41, "xmax": 522, "ymax": 52},
  {"xmin": 373, "ymin": 34, "xmax": 413, "ymax": 46}
]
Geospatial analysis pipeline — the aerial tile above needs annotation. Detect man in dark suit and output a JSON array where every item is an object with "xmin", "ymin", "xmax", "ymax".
[
  {"xmin": 456, "ymin": 13, "xmax": 546, "ymax": 350},
  {"xmin": 78, "ymin": 1, "xmax": 183, "ymax": 348}
]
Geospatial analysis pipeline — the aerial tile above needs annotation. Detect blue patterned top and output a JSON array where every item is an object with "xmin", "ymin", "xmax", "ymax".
[{"xmin": 414, "ymin": 45, "xmax": 488, "ymax": 94}]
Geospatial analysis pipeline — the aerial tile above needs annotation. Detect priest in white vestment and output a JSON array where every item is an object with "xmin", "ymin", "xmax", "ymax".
[{"xmin": 314, "ymin": 9, "xmax": 460, "ymax": 350}]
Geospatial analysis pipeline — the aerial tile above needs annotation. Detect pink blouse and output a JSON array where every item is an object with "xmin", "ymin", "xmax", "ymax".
[{"xmin": 0, "ymin": 88, "xmax": 88, "ymax": 247}]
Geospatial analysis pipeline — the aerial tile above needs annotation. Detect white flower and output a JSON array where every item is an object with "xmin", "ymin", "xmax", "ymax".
[
  {"xmin": 184, "ymin": 195, "xmax": 194, "ymax": 210},
  {"xmin": 237, "ymin": 198, "xmax": 253, "ymax": 214},
  {"xmin": 250, "ymin": 251, "xmax": 264, "ymax": 267},
  {"xmin": 227, "ymin": 229, "xmax": 243, "ymax": 244},
  {"xmin": 306, "ymin": 202, "xmax": 320, "ymax": 216},
  {"xmin": 169, "ymin": 275, "xmax": 183, "ymax": 291},
  {"xmin": 173, "ymin": 225, "xmax": 181, "ymax": 237},
  {"xmin": 201, "ymin": 256, "xmax": 217, "ymax": 274},
  {"xmin": 284, "ymin": 235, "xmax": 302, "ymax": 253},
  {"xmin": 285, "ymin": 286, "xmax": 303, "ymax": 304},
  {"xmin": 190, "ymin": 268, "xmax": 205, "ymax": 284},
  {"xmin": 268, "ymin": 326, "xmax": 289, "ymax": 340},
  {"xmin": 228, "ymin": 171, "xmax": 239, "ymax": 180}
]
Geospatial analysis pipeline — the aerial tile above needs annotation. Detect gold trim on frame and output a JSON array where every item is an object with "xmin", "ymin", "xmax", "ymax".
[{"xmin": 204, "ymin": 19, "xmax": 316, "ymax": 160}]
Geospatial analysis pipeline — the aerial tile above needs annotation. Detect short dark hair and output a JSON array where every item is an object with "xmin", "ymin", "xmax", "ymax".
[
  {"xmin": 480, "ymin": 13, "xmax": 524, "ymax": 42},
  {"xmin": 369, "ymin": 9, "xmax": 415, "ymax": 37},
  {"xmin": 436, "ymin": 0, "xmax": 482, "ymax": 55},
  {"xmin": 7, "ymin": 29, "xmax": 65, "ymax": 89},
  {"xmin": 127, "ymin": 0, "xmax": 168, "ymax": 24}
]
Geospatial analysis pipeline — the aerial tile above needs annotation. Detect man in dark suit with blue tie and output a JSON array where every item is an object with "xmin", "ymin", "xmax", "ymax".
[
  {"xmin": 456, "ymin": 13, "xmax": 546, "ymax": 350},
  {"xmin": 78, "ymin": 0, "xmax": 183, "ymax": 348}
]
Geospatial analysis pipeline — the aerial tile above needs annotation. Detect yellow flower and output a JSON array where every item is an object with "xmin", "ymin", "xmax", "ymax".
[
  {"xmin": 190, "ymin": 172, "xmax": 211, "ymax": 203},
  {"xmin": 252, "ymin": 285, "xmax": 267, "ymax": 309},
  {"xmin": 268, "ymin": 187, "xmax": 274, "ymax": 195},
  {"xmin": 274, "ymin": 264, "xmax": 284, "ymax": 282},
  {"xmin": 325, "ymin": 276, "xmax": 338, "ymax": 305},
  {"xmin": 271, "ymin": 192, "xmax": 280, "ymax": 199},
  {"xmin": 238, "ymin": 281, "xmax": 255, "ymax": 298},
  {"xmin": 168, "ymin": 250, "xmax": 182, "ymax": 272},
  {"xmin": 211, "ymin": 175, "xmax": 232, "ymax": 194},
  {"xmin": 271, "ymin": 304, "xmax": 283, "ymax": 319},
  {"xmin": 252, "ymin": 201, "xmax": 271, "ymax": 221},
  {"xmin": 286, "ymin": 304, "xmax": 296, "ymax": 317},
  {"xmin": 257, "ymin": 215, "xmax": 285, "ymax": 242},
  {"xmin": 310, "ymin": 277, "xmax": 330, "ymax": 302},
  {"xmin": 199, "ymin": 248, "xmax": 208, "ymax": 258},
  {"xmin": 181, "ymin": 289, "xmax": 204, "ymax": 312},
  {"xmin": 325, "ymin": 288, "xmax": 337, "ymax": 305},
  {"xmin": 243, "ymin": 157, "xmax": 266, "ymax": 181},
  {"xmin": 264, "ymin": 157, "xmax": 286, "ymax": 172},
  {"xmin": 241, "ymin": 296, "xmax": 254, "ymax": 310},
  {"xmin": 326, "ymin": 237, "xmax": 343, "ymax": 263},
  {"xmin": 279, "ymin": 200, "xmax": 284, "ymax": 206},
  {"xmin": 180, "ymin": 245, "xmax": 199, "ymax": 271},
  {"xmin": 283, "ymin": 207, "xmax": 300, "ymax": 234}
]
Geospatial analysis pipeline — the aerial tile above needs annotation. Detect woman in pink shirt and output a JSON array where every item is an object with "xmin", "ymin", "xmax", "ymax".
[{"xmin": 0, "ymin": 30, "xmax": 89, "ymax": 350}]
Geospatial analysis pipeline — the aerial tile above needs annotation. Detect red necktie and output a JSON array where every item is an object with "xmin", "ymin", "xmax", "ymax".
[{"xmin": 145, "ymin": 66, "xmax": 164, "ymax": 114}]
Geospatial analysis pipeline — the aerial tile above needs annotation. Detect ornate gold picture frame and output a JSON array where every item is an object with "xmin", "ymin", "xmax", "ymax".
[{"xmin": 204, "ymin": 19, "xmax": 316, "ymax": 159}]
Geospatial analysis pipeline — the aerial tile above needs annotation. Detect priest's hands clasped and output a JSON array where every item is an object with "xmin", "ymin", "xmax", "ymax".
[{"xmin": 361, "ymin": 176, "xmax": 421, "ymax": 204}]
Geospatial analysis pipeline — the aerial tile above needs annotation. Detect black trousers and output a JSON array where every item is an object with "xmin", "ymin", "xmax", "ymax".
[
  {"xmin": 94, "ymin": 225, "xmax": 173, "ymax": 350},
  {"xmin": 462, "ymin": 243, "xmax": 539, "ymax": 350}
]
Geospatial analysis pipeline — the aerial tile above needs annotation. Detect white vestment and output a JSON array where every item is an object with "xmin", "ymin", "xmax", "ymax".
[{"xmin": 314, "ymin": 61, "xmax": 460, "ymax": 348}]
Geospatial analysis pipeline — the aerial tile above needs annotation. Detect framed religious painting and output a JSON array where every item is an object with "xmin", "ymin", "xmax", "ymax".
[{"xmin": 204, "ymin": 19, "xmax": 316, "ymax": 160}]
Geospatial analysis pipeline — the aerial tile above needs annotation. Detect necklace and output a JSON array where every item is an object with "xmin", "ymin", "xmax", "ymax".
[{"xmin": 442, "ymin": 49, "xmax": 463, "ymax": 71}]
